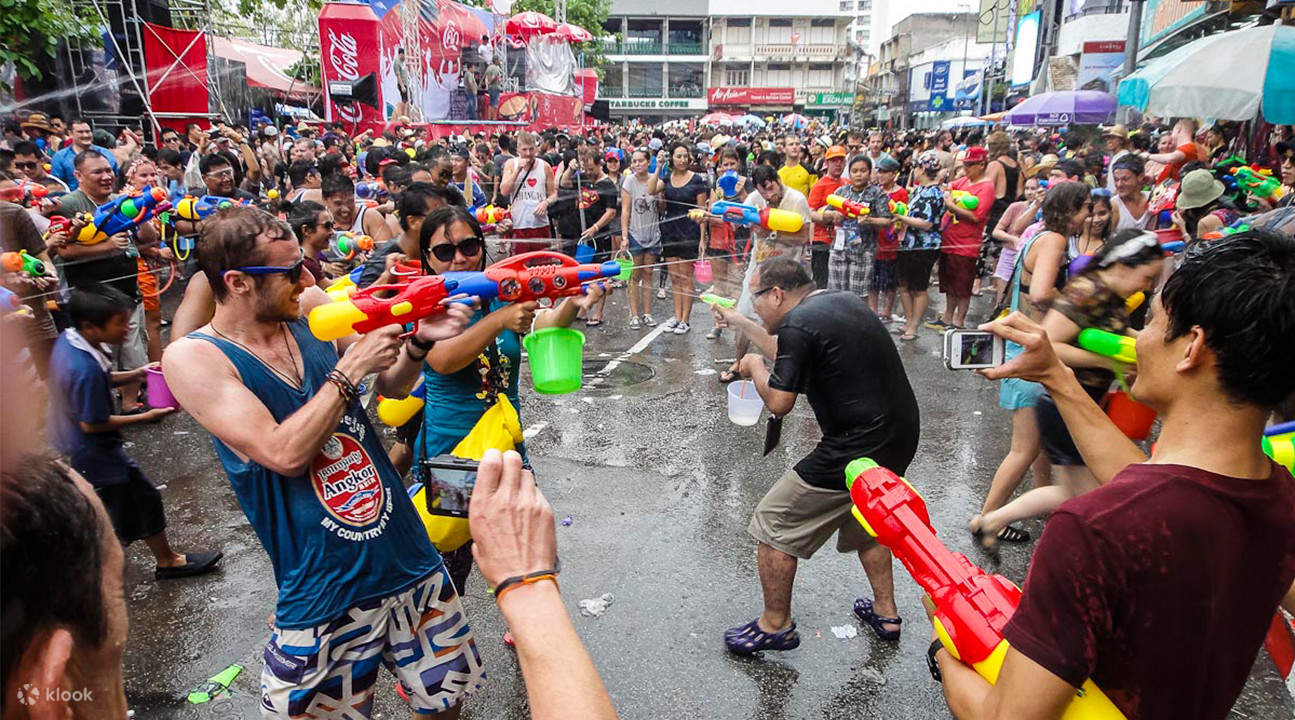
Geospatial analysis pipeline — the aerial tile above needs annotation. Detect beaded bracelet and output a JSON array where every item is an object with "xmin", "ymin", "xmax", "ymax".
[
  {"xmin": 326, "ymin": 369, "xmax": 357, "ymax": 404},
  {"xmin": 490, "ymin": 569, "xmax": 559, "ymax": 603}
]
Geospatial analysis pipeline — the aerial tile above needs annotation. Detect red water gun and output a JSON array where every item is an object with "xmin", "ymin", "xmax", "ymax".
[
  {"xmin": 825, "ymin": 194, "xmax": 871, "ymax": 219},
  {"xmin": 307, "ymin": 274, "xmax": 460, "ymax": 341},
  {"xmin": 442, "ymin": 251, "xmax": 619, "ymax": 303},
  {"xmin": 0, "ymin": 180, "xmax": 50, "ymax": 206},
  {"xmin": 845, "ymin": 458, "xmax": 1125, "ymax": 719},
  {"xmin": 45, "ymin": 215, "xmax": 73, "ymax": 240}
]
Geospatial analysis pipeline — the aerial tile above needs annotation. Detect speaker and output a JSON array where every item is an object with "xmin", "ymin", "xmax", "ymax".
[
  {"xmin": 792, "ymin": 103, "xmax": 805, "ymax": 113},
  {"xmin": 328, "ymin": 73, "xmax": 379, "ymax": 109},
  {"xmin": 590, "ymin": 99, "xmax": 610, "ymax": 121}
]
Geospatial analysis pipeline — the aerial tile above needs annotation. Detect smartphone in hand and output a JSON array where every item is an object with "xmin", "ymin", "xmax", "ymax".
[{"xmin": 943, "ymin": 329, "xmax": 1005, "ymax": 370}]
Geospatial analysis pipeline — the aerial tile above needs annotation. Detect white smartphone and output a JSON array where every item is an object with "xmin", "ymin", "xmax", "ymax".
[{"xmin": 943, "ymin": 329, "xmax": 1005, "ymax": 370}]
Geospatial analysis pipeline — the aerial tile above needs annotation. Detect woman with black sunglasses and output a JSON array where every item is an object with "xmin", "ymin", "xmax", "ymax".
[
  {"xmin": 406, "ymin": 206, "xmax": 602, "ymax": 596},
  {"xmin": 285, "ymin": 200, "xmax": 336, "ymax": 284}
]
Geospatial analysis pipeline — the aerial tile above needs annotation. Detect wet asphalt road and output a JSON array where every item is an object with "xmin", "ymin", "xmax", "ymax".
[{"xmin": 121, "ymin": 285, "xmax": 1293, "ymax": 719}]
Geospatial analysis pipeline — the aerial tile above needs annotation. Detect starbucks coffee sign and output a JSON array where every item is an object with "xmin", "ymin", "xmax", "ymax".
[{"xmin": 608, "ymin": 98, "xmax": 707, "ymax": 110}]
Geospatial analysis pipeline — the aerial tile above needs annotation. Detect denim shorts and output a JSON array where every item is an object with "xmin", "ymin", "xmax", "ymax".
[{"xmin": 998, "ymin": 341, "xmax": 1043, "ymax": 410}]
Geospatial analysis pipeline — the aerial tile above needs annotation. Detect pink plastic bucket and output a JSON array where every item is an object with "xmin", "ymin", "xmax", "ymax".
[
  {"xmin": 145, "ymin": 366, "xmax": 179, "ymax": 410},
  {"xmin": 694, "ymin": 260, "xmax": 713, "ymax": 284},
  {"xmin": 1103, "ymin": 390, "xmax": 1155, "ymax": 441}
]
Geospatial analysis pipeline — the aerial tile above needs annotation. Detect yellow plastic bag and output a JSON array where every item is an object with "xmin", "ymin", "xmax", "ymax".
[{"xmin": 413, "ymin": 394, "xmax": 522, "ymax": 552}]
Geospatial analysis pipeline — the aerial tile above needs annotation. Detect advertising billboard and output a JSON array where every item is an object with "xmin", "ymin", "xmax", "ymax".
[{"xmin": 1010, "ymin": 11, "xmax": 1041, "ymax": 87}]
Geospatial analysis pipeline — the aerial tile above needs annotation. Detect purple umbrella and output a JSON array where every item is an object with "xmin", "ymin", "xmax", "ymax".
[{"xmin": 1004, "ymin": 91, "xmax": 1116, "ymax": 127}]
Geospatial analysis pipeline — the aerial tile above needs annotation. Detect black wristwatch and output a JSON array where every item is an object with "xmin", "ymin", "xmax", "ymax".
[
  {"xmin": 406, "ymin": 336, "xmax": 435, "ymax": 360},
  {"xmin": 927, "ymin": 639, "xmax": 944, "ymax": 683}
]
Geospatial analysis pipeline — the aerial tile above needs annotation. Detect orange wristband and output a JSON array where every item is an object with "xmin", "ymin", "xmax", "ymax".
[{"xmin": 492, "ymin": 573, "xmax": 558, "ymax": 603}]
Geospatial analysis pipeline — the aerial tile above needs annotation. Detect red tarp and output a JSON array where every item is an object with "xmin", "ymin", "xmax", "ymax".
[
  {"xmin": 498, "ymin": 91, "xmax": 583, "ymax": 127},
  {"xmin": 575, "ymin": 68, "xmax": 598, "ymax": 106},
  {"xmin": 211, "ymin": 37, "xmax": 317, "ymax": 100},
  {"xmin": 142, "ymin": 22, "xmax": 209, "ymax": 137}
]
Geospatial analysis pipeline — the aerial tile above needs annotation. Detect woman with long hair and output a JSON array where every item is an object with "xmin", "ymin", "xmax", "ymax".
[
  {"xmin": 649, "ymin": 142, "xmax": 709, "ymax": 334},
  {"xmin": 977, "ymin": 131, "xmax": 1023, "ymax": 295},
  {"xmin": 411, "ymin": 205, "xmax": 600, "ymax": 592},
  {"xmin": 976, "ymin": 229, "xmax": 1164, "ymax": 546},
  {"xmin": 970, "ymin": 182, "xmax": 1092, "ymax": 547},
  {"xmin": 284, "ymin": 200, "xmax": 334, "ymax": 285},
  {"xmin": 619, "ymin": 149, "xmax": 661, "ymax": 329},
  {"xmin": 1071, "ymin": 189, "xmax": 1113, "ymax": 267},
  {"xmin": 119, "ymin": 157, "xmax": 173, "ymax": 366}
]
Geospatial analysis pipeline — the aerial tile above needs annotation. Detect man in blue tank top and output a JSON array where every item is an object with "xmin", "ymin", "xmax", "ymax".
[{"xmin": 164, "ymin": 207, "xmax": 479, "ymax": 719}]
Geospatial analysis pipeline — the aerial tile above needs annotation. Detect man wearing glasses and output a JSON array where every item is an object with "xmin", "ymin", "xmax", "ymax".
[
  {"xmin": 164, "ymin": 207, "xmax": 481, "ymax": 719},
  {"xmin": 711, "ymin": 256, "xmax": 919, "ymax": 655},
  {"xmin": 172, "ymin": 153, "xmax": 259, "ymax": 238},
  {"xmin": 12, "ymin": 140, "xmax": 68, "ymax": 193}
]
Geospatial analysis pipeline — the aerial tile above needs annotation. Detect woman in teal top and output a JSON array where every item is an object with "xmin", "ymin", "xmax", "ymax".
[{"xmin": 410, "ymin": 206, "xmax": 598, "ymax": 590}]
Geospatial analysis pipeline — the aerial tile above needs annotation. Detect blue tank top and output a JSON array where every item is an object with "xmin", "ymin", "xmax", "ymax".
[
  {"xmin": 194, "ymin": 319, "xmax": 441, "ymax": 629},
  {"xmin": 415, "ymin": 300, "xmax": 523, "ymax": 460}
]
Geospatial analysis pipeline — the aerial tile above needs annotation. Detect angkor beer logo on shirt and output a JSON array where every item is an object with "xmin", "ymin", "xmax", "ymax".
[{"xmin": 310, "ymin": 433, "xmax": 388, "ymax": 536}]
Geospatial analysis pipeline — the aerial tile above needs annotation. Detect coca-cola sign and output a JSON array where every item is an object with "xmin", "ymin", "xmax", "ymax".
[
  {"xmin": 708, "ymin": 86, "xmax": 795, "ymax": 106},
  {"xmin": 326, "ymin": 28, "xmax": 361, "ymax": 122}
]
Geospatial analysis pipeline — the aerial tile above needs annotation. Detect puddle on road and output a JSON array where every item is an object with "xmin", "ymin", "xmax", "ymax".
[{"xmin": 581, "ymin": 359, "xmax": 654, "ymax": 390}]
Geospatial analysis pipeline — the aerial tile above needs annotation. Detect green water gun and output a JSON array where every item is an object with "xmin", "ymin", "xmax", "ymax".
[
  {"xmin": 700, "ymin": 293, "xmax": 736, "ymax": 308},
  {"xmin": 187, "ymin": 663, "xmax": 242, "ymax": 704},
  {"xmin": 1077, "ymin": 328, "xmax": 1135, "ymax": 365}
]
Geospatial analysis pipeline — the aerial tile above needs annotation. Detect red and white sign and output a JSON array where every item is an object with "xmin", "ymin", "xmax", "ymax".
[
  {"xmin": 319, "ymin": 3, "xmax": 385, "ymax": 127},
  {"xmin": 708, "ymin": 86, "xmax": 795, "ymax": 106},
  {"xmin": 311, "ymin": 433, "xmax": 385, "ymax": 528}
]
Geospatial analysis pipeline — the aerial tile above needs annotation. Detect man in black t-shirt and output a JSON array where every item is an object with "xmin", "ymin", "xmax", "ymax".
[{"xmin": 713, "ymin": 257, "xmax": 920, "ymax": 655}]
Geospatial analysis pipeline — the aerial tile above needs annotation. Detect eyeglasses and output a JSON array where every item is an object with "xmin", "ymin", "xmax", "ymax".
[
  {"xmin": 205, "ymin": 168, "xmax": 234, "ymax": 179},
  {"xmin": 318, "ymin": 221, "xmax": 335, "ymax": 230},
  {"xmin": 752, "ymin": 285, "xmax": 777, "ymax": 299},
  {"xmin": 14, "ymin": 161, "xmax": 38, "ymax": 170},
  {"xmin": 429, "ymin": 235, "xmax": 483, "ymax": 262},
  {"xmin": 222, "ymin": 257, "xmax": 305, "ymax": 284}
]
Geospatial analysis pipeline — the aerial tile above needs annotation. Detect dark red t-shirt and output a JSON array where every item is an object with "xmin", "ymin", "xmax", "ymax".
[{"xmin": 1004, "ymin": 462, "xmax": 1295, "ymax": 720}]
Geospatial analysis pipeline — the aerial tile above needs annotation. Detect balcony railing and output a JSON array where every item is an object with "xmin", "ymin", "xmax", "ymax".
[
  {"xmin": 626, "ymin": 86, "xmax": 665, "ymax": 98},
  {"xmin": 753, "ymin": 43, "xmax": 843, "ymax": 58},
  {"xmin": 667, "ymin": 42, "xmax": 704, "ymax": 55},
  {"xmin": 600, "ymin": 86, "xmax": 625, "ymax": 98},
  {"xmin": 602, "ymin": 40, "xmax": 705, "ymax": 55},
  {"xmin": 667, "ymin": 84, "xmax": 703, "ymax": 98}
]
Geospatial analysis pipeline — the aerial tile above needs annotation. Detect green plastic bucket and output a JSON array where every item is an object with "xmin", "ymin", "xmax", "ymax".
[
  {"xmin": 614, "ymin": 254, "xmax": 633, "ymax": 281},
  {"xmin": 523, "ymin": 327, "xmax": 586, "ymax": 394}
]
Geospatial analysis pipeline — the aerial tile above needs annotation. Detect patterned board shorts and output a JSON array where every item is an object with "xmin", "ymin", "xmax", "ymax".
[
  {"xmin": 260, "ymin": 568, "xmax": 484, "ymax": 719},
  {"xmin": 828, "ymin": 244, "xmax": 875, "ymax": 298}
]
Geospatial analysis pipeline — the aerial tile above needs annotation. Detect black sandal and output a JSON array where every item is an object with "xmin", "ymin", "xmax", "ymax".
[{"xmin": 996, "ymin": 524, "xmax": 1031, "ymax": 543}]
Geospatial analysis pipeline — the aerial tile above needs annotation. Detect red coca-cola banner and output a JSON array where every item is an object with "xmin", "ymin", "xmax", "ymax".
[
  {"xmin": 707, "ymin": 86, "xmax": 795, "ymax": 106},
  {"xmin": 319, "ymin": 3, "xmax": 386, "ymax": 128}
]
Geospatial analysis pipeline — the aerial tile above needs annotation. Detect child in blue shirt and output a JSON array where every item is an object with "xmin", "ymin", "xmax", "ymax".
[
  {"xmin": 48, "ymin": 285, "xmax": 223, "ymax": 580},
  {"xmin": 892, "ymin": 151, "xmax": 948, "ymax": 340}
]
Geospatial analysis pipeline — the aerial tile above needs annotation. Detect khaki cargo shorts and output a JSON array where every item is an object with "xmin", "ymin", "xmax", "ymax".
[{"xmin": 747, "ymin": 468, "xmax": 876, "ymax": 560}]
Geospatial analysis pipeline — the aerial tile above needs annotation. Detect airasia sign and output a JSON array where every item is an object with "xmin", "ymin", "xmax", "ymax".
[{"xmin": 708, "ymin": 86, "xmax": 795, "ymax": 106}]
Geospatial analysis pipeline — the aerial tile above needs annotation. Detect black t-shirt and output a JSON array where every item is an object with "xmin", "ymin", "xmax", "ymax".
[
  {"xmin": 769, "ymin": 291, "xmax": 920, "ymax": 488},
  {"xmin": 554, "ymin": 174, "xmax": 618, "ymax": 244}
]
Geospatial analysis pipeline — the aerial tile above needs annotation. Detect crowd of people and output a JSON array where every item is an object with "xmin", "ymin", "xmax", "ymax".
[{"xmin": 1, "ymin": 108, "xmax": 1294, "ymax": 720}]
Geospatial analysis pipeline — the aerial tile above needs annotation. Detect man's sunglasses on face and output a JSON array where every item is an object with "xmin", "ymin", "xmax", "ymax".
[{"xmin": 222, "ymin": 257, "xmax": 305, "ymax": 284}]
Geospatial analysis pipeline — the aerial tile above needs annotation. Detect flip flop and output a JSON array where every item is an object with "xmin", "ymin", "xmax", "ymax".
[
  {"xmin": 899, "ymin": 333, "xmax": 918, "ymax": 342},
  {"xmin": 724, "ymin": 618, "xmax": 801, "ymax": 655},
  {"xmin": 853, "ymin": 598, "xmax": 902, "ymax": 641},
  {"xmin": 996, "ymin": 524, "xmax": 1031, "ymax": 543},
  {"xmin": 718, "ymin": 369, "xmax": 740, "ymax": 384}
]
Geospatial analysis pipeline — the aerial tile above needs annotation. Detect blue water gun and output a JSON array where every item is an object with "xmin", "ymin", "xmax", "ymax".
[
  {"xmin": 75, "ymin": 187, "xmax": 171, "ymax": 245},
  {"xmin": 174, "ymin": 195, "xmax": 253, "ymax": 221},
  {"xmin": 440, "ymin": 251, "xmax": 619, "ymax": 303}
]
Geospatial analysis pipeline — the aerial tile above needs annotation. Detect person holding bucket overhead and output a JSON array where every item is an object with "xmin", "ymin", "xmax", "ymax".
[
  {"xmin": 395, "ymin": 205, "xmax": 605, "ymax": 594},
  {"xmin": 973, "ymin": 229, "xmax": 1164, "ymax": 547}
]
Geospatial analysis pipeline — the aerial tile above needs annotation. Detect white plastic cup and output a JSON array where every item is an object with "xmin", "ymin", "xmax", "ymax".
[{"xmin": 727, "ymin": 380, "xmax": 764, "ymax": 426}]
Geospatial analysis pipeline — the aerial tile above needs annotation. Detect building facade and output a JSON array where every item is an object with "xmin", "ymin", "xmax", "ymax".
[
  {"xmin": 865, "ymin": 12, "xmax": 982, "ymax": 129},
  {"xmin": 598, "ymin": 0, "xmax": 711, "ymax": 122}
]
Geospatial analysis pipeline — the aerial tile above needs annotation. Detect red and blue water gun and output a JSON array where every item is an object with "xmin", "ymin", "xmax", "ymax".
[{"xmin": 75, "ymin": 187, "xmax": 170, "ymax": 245}]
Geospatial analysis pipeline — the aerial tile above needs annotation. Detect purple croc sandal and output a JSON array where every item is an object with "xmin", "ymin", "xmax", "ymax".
[
  {"xmin": 724, "ymin": 618, "xmax": 801, "ymax": 655},
  {"xmin": 854, "ymin": 598, "xmax": 903, "ymax": 641}
]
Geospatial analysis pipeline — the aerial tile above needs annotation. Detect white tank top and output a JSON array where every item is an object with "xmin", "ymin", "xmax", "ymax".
[
  {"xmin": 508, "ymin": 158, "xmax": 550, "ymax": 230},
  {"xmin": 349, "ymin": 203, "xmax": 368, "ymax": 235},
  {"xmin": 1111, "ymin": 193, "xmax": 1151, "ymax": 232}
]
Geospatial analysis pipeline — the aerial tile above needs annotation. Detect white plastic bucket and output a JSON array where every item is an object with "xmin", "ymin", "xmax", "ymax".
[{"xmin": 727, "ymin": 380, "xmax": 764, "ymax": 426}]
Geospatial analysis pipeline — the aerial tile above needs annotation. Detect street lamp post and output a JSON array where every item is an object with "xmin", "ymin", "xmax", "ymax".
[{"xmin": 1119, "ymin": 0, "xmax": 1145, "ymax": 123}]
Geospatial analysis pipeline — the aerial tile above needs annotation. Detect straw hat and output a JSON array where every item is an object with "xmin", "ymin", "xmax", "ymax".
[
  {"xmin": 1025, "ymin": 153, "xmax": 1059, "ymax": 179},
  {"xmin": 1175, "ymin": 168, "xmax": 1225, "ymax": 210},
  {"xmin": 20, "ymin": 112, "xmax": 52, "ymax": 133}
]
